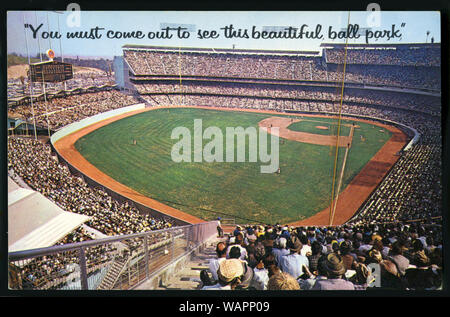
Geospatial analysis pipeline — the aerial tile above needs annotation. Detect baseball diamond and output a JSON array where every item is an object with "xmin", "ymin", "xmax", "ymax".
[{"xmin": 54, "ymin": 106, "xmax": 407, "ymax": 225}]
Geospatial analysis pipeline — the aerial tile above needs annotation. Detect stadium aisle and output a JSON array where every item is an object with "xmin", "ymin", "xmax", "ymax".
[{"xmin": 137, "ymin": 235, "xmax": 228, "ymax": 290}]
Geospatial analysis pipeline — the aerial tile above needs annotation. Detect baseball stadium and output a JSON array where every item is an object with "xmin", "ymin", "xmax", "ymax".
[{"xmin": 7, "ymin": 14, "xmax": 443, "ymax": 292}]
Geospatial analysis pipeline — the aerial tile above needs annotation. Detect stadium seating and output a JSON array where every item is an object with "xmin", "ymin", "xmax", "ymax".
[{"xmin": 7, "ymin": 42, "xmax": 442, "ymax": 290}]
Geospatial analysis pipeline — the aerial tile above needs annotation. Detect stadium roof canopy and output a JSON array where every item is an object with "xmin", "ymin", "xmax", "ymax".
[
  {"xmin": 8, "ymin": 177, "xmax": 90, "ymax": 252},
  {"xmin": 122, "ymin": 44, "xmax": 321, "ymax": 57}
]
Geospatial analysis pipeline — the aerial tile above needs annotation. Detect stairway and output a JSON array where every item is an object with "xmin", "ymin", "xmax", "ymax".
[
  {"xmin": 96, "ymin": 256, "xmax": 129, "ymax": 290},
  {"xmin": 154, "ymin": 236, "xmax": 227, "ymax": 290}
]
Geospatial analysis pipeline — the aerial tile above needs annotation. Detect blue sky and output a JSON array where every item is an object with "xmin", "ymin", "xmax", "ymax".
[{"xmin": 7, "ymin": 11, "xmax": 441, "ymax": 59}]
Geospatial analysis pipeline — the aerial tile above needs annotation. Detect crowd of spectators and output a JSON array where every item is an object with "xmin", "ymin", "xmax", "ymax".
[
  {"xmin": 7, "ymin": 74, "xmax": 171, "ymax": 288},
  {"xmin": 342, "ymin": 64, "xmax": 440, "ymax": 90},
  {"xmin": 350, "ymin": 143, "xmax": 442, "ymax": 226},
  {"xmin": 10, "ymin": 221, "xmax": 177, "ymax": 290},
  {"xmin": 200, "ymin": 222, "xmax": 443, "ymax": 290},
  {"xmin": 10, "ymin": 226, "xmax": 118, "ymax": 289},
  {"xmin": 8, "ymin": 89, "xmax": 140, "ymax": 130},
  {"xmin": 135, "ymin": 81, "xmax": 441, "ymax": 116},
  {"xmin": 7, "ymin": 70, "xmax": 113, "ymax": 101},
  {"xmin": 121, "ymin": 47, "xmax": 444, "ymax": 233},
  {"xmin": 124, "ymin": 45, "xmax": 440, "ymax": 90},
  {"xmin": 8, "ymin": 136, "xmax": 176, "ymax": 289},
  {"xmin": 8, "ymin": 137, "xmax": 173, "ymax": 236},
  {"xmin": 8, "ymin": 44, "xmax": 443, "ymax": 291},
  {"xmin": 125, "ymin": 50, "xmax": 319, "ymax": 80},
  {"xmin": 324, "ymin": 46, "xmax": 440, "ymax": 67}
]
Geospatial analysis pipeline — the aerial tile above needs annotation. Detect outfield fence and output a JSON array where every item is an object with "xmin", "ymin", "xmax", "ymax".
[{"xmin": 8, "ymin": 221, "xmax": 218, "ymax": 290}]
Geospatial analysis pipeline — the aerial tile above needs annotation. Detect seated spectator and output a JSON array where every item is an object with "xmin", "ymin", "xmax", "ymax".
[
  {"xmin": 245, "ymin": 239, "xmax": 258, "ymax": 268},
  {"xmin": 232, "ymin": 225, "xmax": 243, "ymax": 238},
  {"xmin": 255, "ymin": 225, "xmax": 265, "ymax": 238},
  {"xmin": 298, "ymin": 255, "xmax": 329, "ymax": 290},
  {"xmin": 425, "ymin": 236, "xmax": 436, "ymax": 255},
  {"xmin": 272, "ymin": 237, "xmax": 289, "ymax": 266},
  {"xmin": 404, "ymin": 245, "xmax": 443, "ymax": 290},
  {"xmin": 251, "ymin": 254, "xmax": 276, "ymax": 290},
  {"xmin": 359, "ymin": 234, "xmax": 374, "ymax": 254},
  {"xmin": 235, "ymin": 262, "xmax": 255, "ymax": 290},
  {"xmin": 279, "ymin": 236, "xmax": 309, "ymax": 279},
  {"xmin": 350, "ymin": 240, "xmax": 365, "ymax": 262},
  {"xmin": 261, "ymin": 230, "xmax": 275, "ymax": 255},
  {"xmin": 246, "ymin": 227, "xmax": 257, "ymax": 243},
  {"xmin": 299, "ymin": 234, "xmax": 312, "ymax": 257},
  {"xmin": 381, "ymin": 237, "xmax": 391, "ymax": 258},
  {"xmin": 201, "ymin": 258, "xmax": 244, "ymax": 290},
  {"xmin": 251, "ymin": 240, "xmax": 266, "ymax": 268},
  {"xmin": 267, "ymin": 271, "xmax": 300, "ymax": 290},
  {"xmin": 340, "ymin": 241, "xmax": 355, "ymax": 271},
  {"xmin": 307, "ymin": 241, "xmax": 323, "ymax": 274},
  {"xmin": 350, "ymin": 262, "xmax": 371, "ymax": 290},
  {"xmin": 409, "ymin": 239, "xmax": 430, "ymax": 267},
  {"xmin": 388, "ymin": 241, "xmax": 410, "ymax": 277},
  {"xmin": 403, "ymin": 265, "xmax": 443, "ymax": 290},
  {"xmin": 379, "ymin": 259, "xmax": 403, "ymax": 289},
  {"xmin": 428, "ymin": 247, "xmax": 442, "ymax": 268},
  {"xmin": 331, "ymin": 240, "xmax": 340, "ymax": 254},
  {"xmin": 200, "ymin": 242, "xmax": 227, "ymax": 286},
  {"xmin": 229, "ymin": 246, "xmax": 244, "ymax": 261},
  {"xmin": 365, "ymin": 248, "xmax": 383, "ymax": 265},
  {"xmin": 226, "ymin": 232, "xmax": 248, "ymax": 261},
  {"xmin": 311, "ymin": 253, "xmax": 355, "ymax": 290}
]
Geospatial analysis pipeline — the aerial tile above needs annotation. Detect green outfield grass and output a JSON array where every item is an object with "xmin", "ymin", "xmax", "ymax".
[{"xmin": 75, "ymin": 108, "xmax": 392, "ymax": 224}]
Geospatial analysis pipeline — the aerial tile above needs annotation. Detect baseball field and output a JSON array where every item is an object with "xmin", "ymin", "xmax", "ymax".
[{"xmin": 71, "ymin": 106, "xmax": 398, "ymax": 225}]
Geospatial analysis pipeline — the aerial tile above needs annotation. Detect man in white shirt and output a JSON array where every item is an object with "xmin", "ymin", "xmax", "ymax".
[
  {"xmin": 299, "ymin": 234, "xmax": 312, "ymax": 257},
  {"xmin": 226, "ymin": 233, "xmax": 248, "ymax": 261}
]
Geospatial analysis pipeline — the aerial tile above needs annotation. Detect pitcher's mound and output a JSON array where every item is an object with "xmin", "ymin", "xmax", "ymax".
[{"xmin": 315, "ymin": 126, "xmax": 329, "ymax": 130}]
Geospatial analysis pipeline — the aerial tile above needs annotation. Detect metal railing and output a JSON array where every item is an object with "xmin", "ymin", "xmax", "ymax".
[{"xmin": 8, "ymin": 221, "xmax": 218, "ymax": 290}]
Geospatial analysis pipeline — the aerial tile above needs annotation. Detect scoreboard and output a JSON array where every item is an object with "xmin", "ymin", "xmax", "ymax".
[{"xmin": 28, "ymin": 61, "xmax": 73, "ymax": 83}]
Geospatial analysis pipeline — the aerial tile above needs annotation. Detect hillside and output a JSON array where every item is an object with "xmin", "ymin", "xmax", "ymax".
[
  {"xmin": 7, "ymin": 54, "xmax": 39, "ymax": 68},
  {"xmin": 7, "ymin": 64, "xmax": 29, "ymax": 79}
]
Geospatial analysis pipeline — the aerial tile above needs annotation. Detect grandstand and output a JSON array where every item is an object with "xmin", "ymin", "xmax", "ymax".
[
  {"xmin": 124, "ymin": 43, "xmax": 441, "ymax": 117},
  {"xmin": 7, "ymin": 42, "xmax": 443, "ymax": 291}
]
